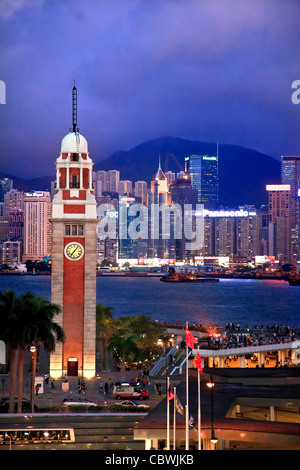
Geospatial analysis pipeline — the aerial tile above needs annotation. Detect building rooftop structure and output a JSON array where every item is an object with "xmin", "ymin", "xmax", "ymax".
[{"xmin": 134, "ymin": 368, "xmax": 300, "ymax": 450}]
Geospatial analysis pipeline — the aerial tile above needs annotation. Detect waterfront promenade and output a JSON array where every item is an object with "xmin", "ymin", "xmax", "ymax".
[{"xmin": 1, "ymin": 321, "xmax": 300, "ymax": 409}]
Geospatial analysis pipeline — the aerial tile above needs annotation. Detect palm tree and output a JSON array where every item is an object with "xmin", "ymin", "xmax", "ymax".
[
  {"xmin": 0, "ymin": 290, "xmax": 65, "ymax": 413},
  {"xmin": 96, "ymin": 303, "xmax": 114, "ymax": 370},
  {"xmin": 0, "ymin": 289, "xmax": 21, "ymax": 413},
  {"xmin": 18, "ymin": 293, "xmax": 65, "ymax": 413}
]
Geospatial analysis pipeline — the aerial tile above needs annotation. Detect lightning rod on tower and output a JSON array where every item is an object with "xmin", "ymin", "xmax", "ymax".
[{"xmin": 72, "ymin": 85, "xmax": 78, "ymax": 133}]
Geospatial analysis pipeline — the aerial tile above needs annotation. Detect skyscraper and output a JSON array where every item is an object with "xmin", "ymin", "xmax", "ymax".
[
  {"xmin": 266, "ymin": 184, "xmax": 292, "ymax": 263},
  {"xmin": 169, "ymin": 174, "xmax": 198, "ymax": 260},
  {"xmin": 150, "ymin": 157, "xmax": 168, "ymax": 195},
  {"xmin": 23, "ymin": 191, "xmax": 52, "ymax": 261},
  {"xmin": 134, "ymin": 181, "xmax": 148, "ymax": 205},
  {"xmin": 148, "ymin": 158, "xmax": 171, "ymax": 259},
  {"xmin": 281, "ymin": 155, "xmax": 300, "ymax": 259},
  {"xmin": 118, "ymin": 195, "xmax": 148, "ymax": 261},
  {"xmin": 185, "ymin": 153, "xmax": 219, "ymax": 209}
]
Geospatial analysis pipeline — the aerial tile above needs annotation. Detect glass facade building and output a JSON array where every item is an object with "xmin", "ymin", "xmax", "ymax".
[{"xmin": 185, "ymin": 154, "xmax": 219, "ymax": 209}]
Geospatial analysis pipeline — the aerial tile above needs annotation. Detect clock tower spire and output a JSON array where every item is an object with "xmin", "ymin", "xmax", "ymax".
[
  {"xmin": 50, "ymin": 86, "xmax": 98, "ymax": 379},
  {"xmin": 72, "ymin": 85, "xmax": 78, "ymax": 133}
]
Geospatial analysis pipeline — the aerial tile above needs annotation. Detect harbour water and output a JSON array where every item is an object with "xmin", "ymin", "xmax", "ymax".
[{"xmin": 0, "ymin": 275, "xmax": 299, "ymax": 328}]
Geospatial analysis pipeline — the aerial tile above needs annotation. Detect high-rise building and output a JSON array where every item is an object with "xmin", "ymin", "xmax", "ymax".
[
  {"xmin": 3, "ymin": 189, "xmax": 24, "ymax": 240},
  {"xmin": 281, "ymin": 155, "xmax": 300, "ymax": 259},
  {"xmin": 165, "ymin": 171, "xmax": 176, "ymax": 185},
  {"xmin": 0, "ymin": 178, "xmax": 13, "ymax": 202},
  {"xmin": 185, "ymin": 153, "xmax": 219, "ymax": 209},
  {"xmin": 93, "ymin": 170, "xmax": 120, "ymax": 196},
  {"xmin": 9, "ymin": 209, "xmax": 24, "ymax": 239},
  {"xmin": 4, "ymin": 189, "xmax": 24, "ymax": 216},
  {"xmin": 0, "ymin": 216, "xmax": 9, "ymax": 243},
  {"xmin": 118, "ymin": 180, "xmax": 133, "ymax": 196},
  {"xmin": 148, "ymin": 159, "xmax": 171, "ymax": 259},
  {"xmin": 169, "ymin": 174, "xmax": 198, "ymax": 260},
  {"xmin": 150, "ymin": 158, "xmax": 169, "ymax": 196},
  {"xmin": 2, "ymin": 240, "xmax": 22, "ymax": 265},
  {"xmin": 214, "ymin": 217, "xmax": 235, "ymax": 257},
  {"xmin": 169, "ymin": 174, "xmax": 198, "ymax": 207},
  {"xmin": 266, "ymin": 184, "xmax": 292, "ymax": 263},
  {"xmin": 118, "ymin": 195, "xmax": 148, "ymax": 261},
  {"xmin": 235, "ymin": 207, "xmax": 260, "ymax": 259},
  {"xmin": 134, "ymin": 181, "xmax": 148, "ymax": 205},
  {"xmin": 23, "ymin": 191, "xmax": 52, "ymax": 261},
  {"xmin": 106, "ymin": 170, "xmax": 120, "ymax": 193}
]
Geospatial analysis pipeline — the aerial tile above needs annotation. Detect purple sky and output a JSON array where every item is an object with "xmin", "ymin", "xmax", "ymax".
[{"xmin": 0, "ymin": 0, "xmax": 299, "ymax": 179}]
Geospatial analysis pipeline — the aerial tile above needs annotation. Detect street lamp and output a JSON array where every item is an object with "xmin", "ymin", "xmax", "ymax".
[
  {"xmin": 207, "ymin": 376, "xmax": 218, "ymax": 447},
  {"xmin": 30, "ymin": 344, "xmax": 37, "ymax": 413}
]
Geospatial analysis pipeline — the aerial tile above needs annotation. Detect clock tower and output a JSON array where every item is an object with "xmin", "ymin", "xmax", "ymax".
[{"xmin": 50, "ymin": 86, "xmax": 98, "ymax": 379}]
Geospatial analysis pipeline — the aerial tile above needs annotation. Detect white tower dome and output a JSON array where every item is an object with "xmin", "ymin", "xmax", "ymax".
[{"xmin": 61, "ymin": 132, "xmax": 88, "ymax": 154}]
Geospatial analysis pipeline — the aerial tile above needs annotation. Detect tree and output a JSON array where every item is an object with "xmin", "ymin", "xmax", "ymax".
[
  {"xmin": 108, "ymin": 332, "xmax": 141, "ymax": 375},
  {"xmin": 107, "ymin": 314, "xmax": 168, "ymax": 373},
  {"xmin": 18, "ymin": 293, "xmax": 65, "ymax": 413},
  {"xmin": 96, "ymin": 303, "xmax": 115, "ymax": 370},
  {"xmin": 0, "ymin": 289, "xmax": 65, "ymax": 413},
  {"xmin": 125, "ymin": 314, "xmax": 168, "ymax": 358},
  {"xmin": 0, "ymin": 289, "xmax": 21, "ymax": 413}
]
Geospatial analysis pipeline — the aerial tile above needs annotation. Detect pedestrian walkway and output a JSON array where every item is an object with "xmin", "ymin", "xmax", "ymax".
[
  {"xmin": 31, "ymin": 368, "xmax": 163, "ymax": 410},
  {"xmin": 0, "ymin": 345, "xmax": 164, "ymax": 411}
]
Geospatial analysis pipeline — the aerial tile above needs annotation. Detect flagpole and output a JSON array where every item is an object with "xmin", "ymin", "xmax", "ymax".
[
  {"xmin": 185, "ymin": 321, "xmax": 189, "ymax": 450},
  {"xmin": 197, "ymin": 346, "xmax": 201, "ymax": 450},
  {"xmin": 167, "ymin": 376, "xmax": 170, "ymax": 450},
  {"xmin": 173, "ymin": 386, "xmax": 176, "ymax": 450}
]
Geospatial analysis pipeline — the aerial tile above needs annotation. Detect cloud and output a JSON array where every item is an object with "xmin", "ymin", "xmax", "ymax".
[
  {"xmin": 0, "ymin": 0, "xmax": 299, "ymax": 178},
  {"xmin": 0, "ymin": 0, "xmax": 46, "ymax": 17}
]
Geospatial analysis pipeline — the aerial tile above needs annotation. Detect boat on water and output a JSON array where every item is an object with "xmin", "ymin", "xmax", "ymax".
[{"xmin": 160, "ymin": 267, "xmax": 219, "ymax": 283}]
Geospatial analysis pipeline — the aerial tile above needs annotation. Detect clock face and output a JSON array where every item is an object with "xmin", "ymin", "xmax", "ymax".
[{"xmin": 65, "ymin": 242, "xmax": 84, "ymax": 260}]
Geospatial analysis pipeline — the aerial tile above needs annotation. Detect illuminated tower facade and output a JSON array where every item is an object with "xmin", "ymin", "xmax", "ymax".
[
  {"xmin": 50, "ymin": 86, "xmax": 98, "ymax": 379},
  {"xmin": 185, "ymin": 153, "xmax": 219, "ymax": 209},
  {"xmin": 266, "ymin": 184, "xmax": 292, "ymax": 263}
]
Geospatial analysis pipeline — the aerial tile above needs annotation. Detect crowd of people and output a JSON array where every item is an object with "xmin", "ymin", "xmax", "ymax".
[{"xmin": 211, "ymin": 322, "xmax": 300, "ymax": 350}]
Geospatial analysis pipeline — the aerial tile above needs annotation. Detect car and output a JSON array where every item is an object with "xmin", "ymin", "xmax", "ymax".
[
  {"xmin": 62, "ymin": 397, "xmax": 98, "ymax": 407},
  {"xmin": 114, "ymin": 400, "xmax": 149, "ymax": 409},
  {"xmin": 113, "ymin": 382, "xmax": 150, "ymax": 400},
  {"xmin": 0, "ymin": 397, "xmax": 38, "ymax": 412}
]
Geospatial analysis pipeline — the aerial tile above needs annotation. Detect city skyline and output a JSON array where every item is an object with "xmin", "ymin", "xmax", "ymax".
[
  {"xmin": 0, "ymin": 0, "xmax": 300, "ymax": 180},
  {"xmin": 1, "ymin": 152, "xmax": 299, "ymax": 267}
]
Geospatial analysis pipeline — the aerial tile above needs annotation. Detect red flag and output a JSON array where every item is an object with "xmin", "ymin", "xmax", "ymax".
[
  {"xmin": 168, "ymin": 384, "xmax": 174, "ymax": 401},
  {"xmin": 186, "ymin": 328, "xmax": 197, "ymax": 349},
  {"xmin": 195, "ymin": 351, "xmax": 203, "ymax": 374}
]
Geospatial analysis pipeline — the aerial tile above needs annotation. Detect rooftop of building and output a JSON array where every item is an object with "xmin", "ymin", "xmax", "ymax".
[{"xmin": 135, "ymin": 368, "xmax": 300, "ymax": 442}]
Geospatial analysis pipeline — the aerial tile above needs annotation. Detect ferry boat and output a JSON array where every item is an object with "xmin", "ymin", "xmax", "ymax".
[{"xmin": 160, "ymin": 267, "xmax": 219, "ymax": 283}]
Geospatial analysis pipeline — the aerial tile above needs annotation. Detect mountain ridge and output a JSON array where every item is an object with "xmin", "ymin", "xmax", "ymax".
[
  {"xmin": 94, "ymin": 136, "xmax": 281, "ymax": 207},
  {"xmin": 0, "ymin": 136, "xmax": 281, "ymax": 207}
]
